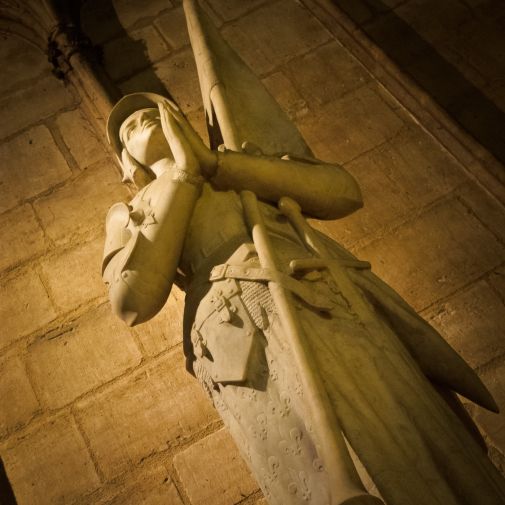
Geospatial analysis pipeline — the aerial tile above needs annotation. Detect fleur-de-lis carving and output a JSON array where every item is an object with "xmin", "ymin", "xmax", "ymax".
[
  {"xmin": 252, "ymin": 412, "xmax": 268, "ymax": 440},
  {"xmin": 279, "ymin": 427, "xmax": 303, "ymax": 456}
]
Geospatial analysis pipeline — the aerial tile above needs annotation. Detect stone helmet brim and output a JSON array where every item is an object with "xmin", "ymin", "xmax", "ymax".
[{"xmin": 106, "ymin": 92, "xmax": 167, "ymax": 162}]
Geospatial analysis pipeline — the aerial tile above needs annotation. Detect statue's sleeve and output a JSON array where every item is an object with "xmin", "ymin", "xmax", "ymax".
[{"xmin": 102, "ymin": 171, "xmax": 201, "ymax": 326}]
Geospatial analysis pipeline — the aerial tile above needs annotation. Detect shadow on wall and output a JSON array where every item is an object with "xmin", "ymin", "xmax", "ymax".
[
  {"xmin": 331, "ymin": 0, "xmax": 505, "ymax": 167},
  {"xmin": 0, "ymin": 458, "xmax": 17, "ymax": 505},
  {"xmin": 79, "ymin": 0, "xmax": 174, "ymax": 99}
]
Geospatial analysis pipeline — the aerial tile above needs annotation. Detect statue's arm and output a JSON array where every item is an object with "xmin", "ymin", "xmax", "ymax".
[
  {"xmin": 102, "ymin": 171, "xmax": 200, "ymax": 327},
  {"xmin": 210, "ymin": 150, "xmax": 362, "ymax": 220},
  {"xmin": 165, "ymin": 101, "xmax": 362, "ymax": 220}
]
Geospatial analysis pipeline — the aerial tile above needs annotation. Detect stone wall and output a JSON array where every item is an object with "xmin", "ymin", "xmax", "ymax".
[
  {"xmin": 323, "ymin": 0, "xmax": 505, "ymax": 180},
  {"xmin": 0, "ymin": 1, "xmax": 504, "ymax": 504}
]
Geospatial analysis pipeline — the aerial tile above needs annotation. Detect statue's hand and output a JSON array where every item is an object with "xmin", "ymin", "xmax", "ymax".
[
  {"xmin": 158, "ymin": 99, "xmax": 200, "ymax": 175},
  {"xmin": 158, "ymin": 99, "xmax": 217, "ymax": 178}
]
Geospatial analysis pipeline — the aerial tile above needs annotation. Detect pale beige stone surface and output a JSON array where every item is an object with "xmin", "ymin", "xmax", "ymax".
[
  {"xmin": 0, "ymin": 126, "xmax": 72, "ymax": 213},
  {"xmin": 26, "ymin": 304, "xmax": 142, "ymax": 409},
  {"xmin": 0, "ymin": 354, "xmax": 40, "ymax": 438},
  {"xmin": 0, "ymin": 268, "xmax": 56, "ymax": 350},
  {"xmin": 2, "ymin": 2, "xmax": 505, "ymax": 505},
  {"xmin": 186, "ymin": 107, "xmax": 210, "ymax": 146},
  {"xmin": 297, "ymin": 84, "xmax": 405, "ymax": 164},
  {"xmin": 34, "ymin": 159, "xmax": 129, "ymax": 244},
  {"xmin": 221, "ymin": 0, "xmax": 331, "ymax": 75},
  {"xmin": 155, "ymin": 5, "xmax": 191, "ymax": 49},
  {"xmin": 40, "ymin": 236, "xmax": 107, "ymax": 313},
  {"xmin": 284, "ymin": 41, "xmax": 371, "ymax": 107},
  {"xmin": 261, "ymin": 72, "xmax": 309, "ymax": 121},
  {"xmin": 174, "ymin": 428, "xmax": 259, "ymax": 505},
  {"xmin": 96, "ymin": 465, "xmax": 184, "ymax": 505},
  {"xmin": 2, "ymin": 415, "xmax": 100, "ymax": 505},
  {"xmin": 427, "ymin": 280, "xmax": 505, "ymax": 369},
  {"xmin": 75, "ymin": 352, "xmax": 218, "ymax": 479},
  {"xmin": 0, "ymin": 204, "xmax": 46, "ymax": 272},
  {"xmin": 133, "ymin": 286, "xmax": 184, "ymax": 357},
  {"xmin": 56, "ymin": 109, "xmax": 107, "ymax": 169},
  {"xmin": 152, "ymin": 49, "xmax": 203, "ymax": 113},
  {"xmin": 0, "ymin": 73, "xmax": 75, "ymax": 139},
  {"xmin": 321, "ymin": 125, "xmax": 467, "ymax": 247},
  {"xmin": 357, "ymin": 197, "xmax": 505, "ymax": 310}
]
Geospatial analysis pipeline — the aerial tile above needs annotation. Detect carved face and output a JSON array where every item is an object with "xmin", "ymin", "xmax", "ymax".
[{"xmin": 119, "ymin": 108, "xmax": 172, "ymax": 168}]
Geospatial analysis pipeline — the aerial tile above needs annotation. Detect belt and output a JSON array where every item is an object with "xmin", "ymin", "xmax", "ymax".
[{"xmin": 209, "ymin": 263, "xmax": 335, "ymax": 311}]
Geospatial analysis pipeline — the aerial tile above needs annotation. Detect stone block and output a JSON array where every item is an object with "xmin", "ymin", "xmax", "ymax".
[
  {"xmin": 0, "ymin": 126, "xmax": 72, "ymax": 213},
  {"xmin": 40, "ymin": 236, "xmax": 107, "ymax": 313},
  {"xmin": 426, "ymin": 280, "xmax": 505, "ymax": 369},
  {"xmin": 203, "ymin": 0, "xmax": 267, "ymax": 21},
  {"xmin": 96, "ymin": 465, "xmax": 184, "ymax": 505},
  {"xmin": 174, "ymin": 428, "xmax": 258, "ymax": 505},
  {"xmin": 120, "ymin": 49, "xmax": 201, "ymax": 113},
  {"xmin": 0, "ymin": 268, "xmax": 56, "ymax": 350},
  {"xmin": 119, "ymin": 66, "xmax": 170, "ymax": 98},
  {"xmin": 2, "ymin": 415, "xmax": 100, "ymax": 505},
  {"xmin": 356, "ymin": 197, "xmax": 505, "ymax": 311},
  {"xmin": 261, "ymin": 72, "xmax": 309, "ymax": 121},
  {"xmin": 489, "ymin": 266, "xmax": 505, "ymax": 304},
  {"xmin": 155, "ymin": 5, "xmax": 191, "ymax": 50},
  {"xmin": 221, "ymin": 0, "xmax": 331, "ymax": 75},
  {"xmin": 0, "ymin": 73, "xmax": 75, "ymax": 140},
  {"xmin": 297, "ymin": 84, "xmax": 404, "ymax": 164},
  {"xmin": 113, "ymin": 0, "xmax": 173, "ymax": 29},
  {"xmin": 26, "ymin": 304, "xmax": 141, "ymax": 409},
  {"xmin": 149, "ymin": 49, "xmax": 201, "ymax": 113},
  {"xmin": 0, "ymin": 353, "xmax": 39, "ymax": 438},
  {"xmin": 56, "ymin": 109, "xmax": 107, "ymax": 169},
  {"xmin": 75, "ymin": 351, "xmax": 218, "ymax": 479},
  {"xmin": 473, "ymin": 364, "xmax": 505, "ymax": 454},
  {"xmin": 284, "ymin": 41, "xmax": 370, "ymax": 107},
  {"xmin": 322, "ymin": 125, "xmax": 466, "ymax": 247},
  {"xmin": 103, "ymin": 26, "xmax": 169, "ymax": 81},
  {"xmin": 187, "ymin": 107, "xmax": 211, "ymax": 146},
  {"xmin": 457, "ymin": 182, "xmax": 505, "ymax": 244},
  {"xmin": 133, "ymin": 285, "xmax": 184, "ymax": 357},
  {"xmin": 0, "ymin": 204, "xmax": 46, "ymax": 273},
  {"xmin": 0, "ymin": 35, "xmax": 49, "ymax": 96},
  {"xmin": 33, "ymin": 159, "xmax": 130, "ymax": 245}
]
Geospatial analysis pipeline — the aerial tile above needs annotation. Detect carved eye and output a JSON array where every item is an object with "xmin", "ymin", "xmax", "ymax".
[{"xmin": 125, "ymin": 125, "xmax": 134, "ymax": 140}]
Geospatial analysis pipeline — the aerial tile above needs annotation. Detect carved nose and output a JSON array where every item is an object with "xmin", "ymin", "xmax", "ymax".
[{"xmin": 137, "ymin": 111, "xmax": 149, "ymax": 125}]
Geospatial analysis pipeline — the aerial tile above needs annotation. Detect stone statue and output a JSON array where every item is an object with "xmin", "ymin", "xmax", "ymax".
[{"xmin": 102, "ymin": 1, "xmax": 505, "ymax": 504}]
